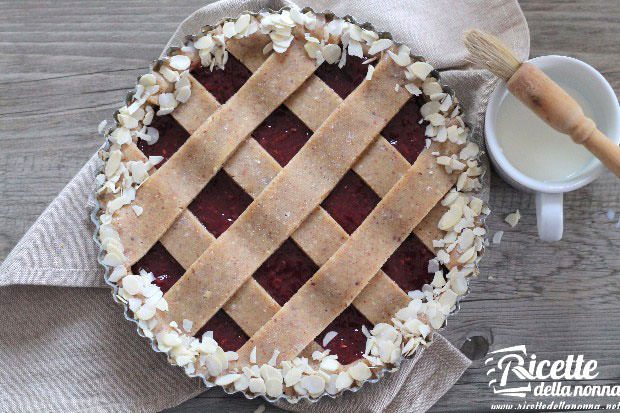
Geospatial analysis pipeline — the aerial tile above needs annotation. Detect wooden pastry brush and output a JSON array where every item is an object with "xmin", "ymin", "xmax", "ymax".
[{"xmin": 464, "ymin": 29, "xmax": 620, "ymax": 178}]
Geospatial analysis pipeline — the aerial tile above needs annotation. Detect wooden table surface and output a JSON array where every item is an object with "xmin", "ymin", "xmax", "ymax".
[{"xmin": 1, "ymin": 1, "xmax": 619, "ymax": 411}]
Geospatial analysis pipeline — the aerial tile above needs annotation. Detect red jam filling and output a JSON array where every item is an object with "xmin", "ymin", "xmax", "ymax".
[
  {"xmin": 322, "ymin": 171, "xmax": 380, "ymax": 234},
  {"xmin": 382, "ymin": 234, "xmax": 436, "ymax": 292},
  {"xmin": 132, "ymin": 242, "xmax": 184, "ymax": 293},
  {"xmin": 191, "ymin": 54, "xmax": 252, "ymax": 104},
  {"xmin": 315, "ymin": 55, "xmax": 374, "ymax": 99},
  {"xmin": 137, "ymin": 114, "xmax": 189, "ymax": 164},
  {"xmin": 134, "ymin": 52, "xmax": 434, "ymax": 363},
  {"xmin": 196, "ymin": 310, "xmax": 250, "ymax": 352},
  {"xmin": 382, "ymin": 98, "xmax": 427, "ymax": 164},
  {"xmin": 253, "ymin": 239, "xmax": 317, "ymax": 306},
  {"xmin": 188, "ymin": 170, "xmax": 252, "ymax": 238},
  {"xmin": 253, "ymin": 105, "xmax": 313, "ymax": 166},
  {"xmin": 316, "ymin": 306, "xmax": 370, "ymax": 365}
]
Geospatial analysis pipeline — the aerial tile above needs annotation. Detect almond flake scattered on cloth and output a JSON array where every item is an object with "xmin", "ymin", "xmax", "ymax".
[
  {"xmin": 505, "ymin": 210, "xmax": 521, "ymax": 227},
  {"xmin": 492, "ymin": 230, "xmax": 504, "ymax": 245}
]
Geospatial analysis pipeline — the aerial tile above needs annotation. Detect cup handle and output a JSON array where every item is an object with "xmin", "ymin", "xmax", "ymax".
[{"xmin": 535, "ymin": 192, "xmax": 564, "ymax": 241}]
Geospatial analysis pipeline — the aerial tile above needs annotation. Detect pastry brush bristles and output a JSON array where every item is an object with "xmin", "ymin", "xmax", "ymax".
[{"xmin": 463, "ymin": 29, "xmax": 522, "ymax": 81}]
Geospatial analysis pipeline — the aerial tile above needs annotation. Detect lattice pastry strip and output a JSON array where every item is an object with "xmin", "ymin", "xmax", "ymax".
[
  {"xmin": 121, "ymin": 143, "xmax": 322, "ymax": 357},
  {"xmin": 169, "ymin": 77, "xmax": 439, "ymax": 320},
  {"xmin": 149, "ymin": 75, "xmax": 412, "ymax": 326},
  {"xmin": 114, "ymin": 40, "xmax": 319, "ymax": 264},
  {"xmin": 122, "ymin": 83, "xmax": 411, "ymax": 356},
  {"xmin": 226, "ymin": 35, "xmax": 412, "ymax": 199},
  {"xmin": 163, "ymin": 53, "xmax": 412, "ymax": 332},
  {"xmin": 236, "ymin": 144, "xmax": 457, "ymax": 365},
  {"xmin": 116, "ymin": 68, "xmax": 418, "ymax": 366},
  {"xmin": 137, "ymin": 41, "xmax": 457, "ymax": 349},
  {"xmin": 226, "ymin": 35, "xmax": 449, "ymax": 247}
]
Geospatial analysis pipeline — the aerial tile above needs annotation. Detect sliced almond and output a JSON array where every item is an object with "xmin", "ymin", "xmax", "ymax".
[
  {"xmin": 347, "ymin": 40, "xmax": 364, "ymax": 58},
  {"xmin": 265, "ymin": 378, "xmax": 283, "ymax": 397},
  {"xmin": 404, "ymin": 83, "xmax": 422, "ymax": 96},
  {"xmin": 322, "ymin": 331, "xmax": 338, "ymax": 347},
  {"xmin": 492, "ymin": 230, "xmax": 504, "ymax": 244},
  {"xmin": 222, "ymin": 21, "xmax": 237, "ymax": 38},
  {"xmin": 135, "ymin": 303, "xmax": 156, "ymax": 320},
  {"xmin": 409, "ymin": 61, "xmax": 434, "ymax": 80},
  {"xmin": 122, "ymin": 273, "xmax": 142, "ymax": 296},
  {"xmin": 321, "ymin": 43, "xmax": 341, "ymax": 64},
  {"xmin": 175, "ymin": 86, "xmax": 191, "ymax": 104},
  {"xmin": 457, "ymin": 246, "xmax": 476, "ymax": 264},
  {"xmin": 426, "ymin": 113, "xmax": 445, "ymax": 127},
  {"xmin": 365, "ymin": 65, "xmax": 375, "ymax": 81},
  {"xmin": 169, "ymin": 55, "xmax": 191, "ymax": 71},
  {"xmin": 234, "ymin": 375, "xmax": 249, "ymax": 391},
  {"xmin": 234, "ymin": 14, "xmax": 251, "ymax": 35},
  {"xmin": 368, "ymin": 38, "xmax": 393, "ymax": 55},
  {"xmin": 436, "ymin": 156, "xmax": 452, "ymax": 166},
  {"xmin": 194, "ymin": 34, "xmax": 214, "ymax": 50},
  {"xmin": 420, "ymin": 101, "xmax": 441, "ymax": 118},
  {"xmin": 439, "ymin": 94, "xmax": 453, "ymax": 112},
  {"xmin": 387, "ymin": 44, "xmax": 412, "ymax": 66},
  {"xmin": 215, "ymin": 373, "xmax": 241, "ymax": 386},
  {"xmin": 104, "ymin": 150, "xmax": 122, "ymax": 177},
  {"xmin": 505, "ymin": 210, "xmax": 521, "ymax": 227},
  {"xmin": 301, "ymin": 374, "xmax": 326, "ymax": 395},
  {"xmin": 469, "ymin": 197, "xmax": 483, "ymax": 215},
  {"xmin": 248, "ymin": 377, "xmax": 266, "ymax": 394},
  {"xmin": 335, "ymin": 371, "xmax": 353, "ymax": 391},
  {"xmin": 284, "ymin": 367, "xmax": 303, "ymax": 387},
  {"xmin": 108, "ymin": 266, "xmax": 127, "ymax": 283},
  {"xmin": 459, "ymin": 142, "xmax": 480, "ymax": 160},
  {"xmin": 348, "ymin": 362, "xmax": 371, "ymax": 382},
  {"xmin": 159, "ymin": 65, "xmax": 180, "ymax": 83},
  {"xmin": 422, "ymin": 80, "xmax": 442, "ymax": 96},
  {"xmin": 131, "ymin": 205, "xmax": 143, "ymax": 217},
  {"xmin": 319, "ymin": 357, "xmax": 340, "ymax": 372},
  {"xmin": 438, "ymin": 203, "xmax": 463, "ymax": 231}
]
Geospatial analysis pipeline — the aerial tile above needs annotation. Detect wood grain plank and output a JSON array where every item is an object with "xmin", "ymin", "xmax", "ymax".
[{"xmin": 0, "ymin": 1, "xmax": 619, "ymax": 412}]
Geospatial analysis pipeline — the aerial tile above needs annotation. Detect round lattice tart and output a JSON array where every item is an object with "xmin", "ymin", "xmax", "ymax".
[{"xmin": 95, "ymin": 7, "xmax": 488, "ymax": 402}]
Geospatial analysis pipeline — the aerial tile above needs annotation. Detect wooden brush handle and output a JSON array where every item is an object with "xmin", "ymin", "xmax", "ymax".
[{"xmin": 507, "ymin": 62, "xmax": 620, "ymax": 177}]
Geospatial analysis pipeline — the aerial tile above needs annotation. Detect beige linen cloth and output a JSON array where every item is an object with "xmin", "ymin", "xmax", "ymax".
[{"xmin": 0, "ymin": 1, "xmax": 529, "ymax": 412}]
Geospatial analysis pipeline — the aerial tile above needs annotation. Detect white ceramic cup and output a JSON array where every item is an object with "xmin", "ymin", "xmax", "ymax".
[{"xmin": 485, "ymin": 55, "xmax": 620, "ymax": 242}]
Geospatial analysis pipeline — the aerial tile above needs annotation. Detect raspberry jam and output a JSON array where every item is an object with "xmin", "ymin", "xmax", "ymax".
[
  {"xmin": 188, "ymin": 170, "xmax": 252, "ymax": 238},
  {"xmin": 132, "ymin": 54, "xmax": 432, "ymax": 364},
  {"xmin": 137, "ymin": 114, "xmax": 189, "ymax": 163}
]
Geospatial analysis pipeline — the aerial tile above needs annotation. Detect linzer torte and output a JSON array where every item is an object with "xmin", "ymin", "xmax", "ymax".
[{"xmin": 95, "ymin": 7, "xmax": 488, "ymax": 402}]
